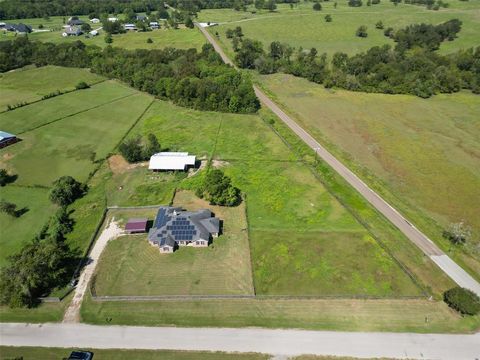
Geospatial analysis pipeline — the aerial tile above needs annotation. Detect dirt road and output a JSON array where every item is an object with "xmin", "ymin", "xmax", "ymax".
[
  {"xmin": 197, "ymin": 23, "xmax": 480, "ymax": 296},
  {"xmin": 63, "ymin": 220, "xmax": 123, "ymax": 323}
]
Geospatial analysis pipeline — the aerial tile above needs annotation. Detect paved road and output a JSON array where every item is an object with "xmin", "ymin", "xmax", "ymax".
[
  {"xmin": 63, "ymin": 220, "xmax": 123, "ymax": 323},
  {"xmin": 197, "ymin": 23, "xmax": 480, "ymax": 297},
  {"xmin": 1, "ymin": 323, "xmax": 479, "ymax": 359}
]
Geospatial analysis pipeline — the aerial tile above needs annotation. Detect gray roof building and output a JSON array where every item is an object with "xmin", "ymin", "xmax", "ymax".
[{"xmin": 148, "ymin": 207, "xmax": 221, "ymax": 253}]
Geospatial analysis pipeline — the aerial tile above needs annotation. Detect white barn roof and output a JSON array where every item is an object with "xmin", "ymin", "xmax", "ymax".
[{"xmin": 149, "ymin": 152, "xmax": 196, "ymax": 171}]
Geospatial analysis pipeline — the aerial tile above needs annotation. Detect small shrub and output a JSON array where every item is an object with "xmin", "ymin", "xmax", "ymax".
[
  {"xmin": 146, "ymin": 37, "xmax": 153, "ymax": 43},
  {"xmin": 443, "ymin": 222, "xmax": 471, "ymax": 245},
  {"xmin": 443, "ymin": 287, "xmax": 480, "ymax": 315},
  {"xmin": 313, "ymin": 2, "xmax": 322, "ymax": 10},
  {"xmin": 75, "ymin": 81, "xmax": 90, "ymax": 90},
  {"xmin": 375, "ymin": 20, "xmax": 384, "ymax": 29},
  {"xmin": 325, "ymin": 14, "xmax": 332, "ymax": 22},
  {"xmin": 0, "ymin": 200, "xmax": 19, "ymax": 217},
  {"xmin": 356, "ymin": 25, "xmax": 368, "ymax": 37}
]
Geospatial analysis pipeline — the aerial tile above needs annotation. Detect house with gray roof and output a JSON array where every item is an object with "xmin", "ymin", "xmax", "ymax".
[{"xmin": 148, "ymin": 207, "xmax": 221, "ymax": 253}]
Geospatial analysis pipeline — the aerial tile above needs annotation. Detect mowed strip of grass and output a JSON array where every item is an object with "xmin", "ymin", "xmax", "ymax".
[
  {"xmin": 94, "ymin": 190, "xmax": 254, "ymax": 296},
  {"xmin": 0, "ymin": 91, "xmax": 153, "ymax": 186},
  {"xmin": 0, "ymin": 65, "xmax": 103, "ymax": 111},
  {"xmin": 257, "ymin": 73, "xmax": 480, "ymax": 279},
  {"xmin": 81, "ymin": 295, "xmax": 480, "ymax": 333},
  {"xmin": 0, "ymin": 186, "xmax": 55, "ymax": 266},
  {"xmin": 0, "ymin": 347, "xmax": 269, "ymax": 360},
  {"xmin": 207, "ymin": 1, "xmax": 480, "ymax": 57},
  {"xmin": 0, "ymin": 80, "xmax": 135, "ymax": 134}
]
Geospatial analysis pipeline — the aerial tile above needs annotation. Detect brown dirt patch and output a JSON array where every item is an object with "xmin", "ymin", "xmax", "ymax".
[{"xmin": 108, "ymin": 155, "xmax": 130, "ymax": 174}]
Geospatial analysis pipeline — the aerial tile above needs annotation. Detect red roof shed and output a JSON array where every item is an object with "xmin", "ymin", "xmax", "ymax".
[{"xmin": 125, "ymin": 218, "xmax": 148, "ymax": 233}]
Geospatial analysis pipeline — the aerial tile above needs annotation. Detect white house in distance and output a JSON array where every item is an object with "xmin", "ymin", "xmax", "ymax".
[
  {"xmin": 108, "ymin": 17, "xmax": 118, "ymax": 22},
  {"xmin": 90, "ymin": 18, "xmax": 100, "ymax": 24},
  {"xmin": 124, "ymin": 23, "xmax": 137, "ymax": 31},
  {"xmin": 149, "ymin": 152, "xmax": 196, "ymax": 171}
]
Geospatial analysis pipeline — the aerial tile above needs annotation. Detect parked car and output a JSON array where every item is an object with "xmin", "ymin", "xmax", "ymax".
[{"xmin": 67, "ymin": 350, "xmax": 94, "ymax": 360}]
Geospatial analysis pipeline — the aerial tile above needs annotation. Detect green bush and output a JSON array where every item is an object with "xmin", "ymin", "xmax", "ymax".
[
  {"xmin": 443, "ymin": 287, "xmax": 480, "ymax": 315},
  {"xmin": 75, "ymin": 81, "xmax": 90, "ymax": 90}
]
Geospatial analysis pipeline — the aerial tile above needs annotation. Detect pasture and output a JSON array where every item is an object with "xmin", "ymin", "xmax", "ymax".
[
  {"xmin": 257, "ymin": 73, "xmax": 480, "ymax": 279},
  {"xmin": 93, "ymin": 191, "xmax": 254, "ymax": 296},
  {"xmin": 205, "ymin": 1, "xmax": 480, "ymax": 57},
  {"xmin": 0, "ymin": 81, "xmax": 153, "ymax": 186},
  {"xmin": 96, "ymin": 99, "xmax": 423, "ymax": 297},
  {"xmin": 0, "ymin": 66, "xmax": 103, "ymax": 111}
]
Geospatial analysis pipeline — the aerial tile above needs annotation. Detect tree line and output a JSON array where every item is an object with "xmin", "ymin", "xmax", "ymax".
[
  {"xmin": 0, "ymin": 176, "xmax": 86, "ymax": 307},
  {"xmin": 0, "ymin": 38, "xmax": 260, "ymax": 113},
  {"xmin": 227, "ymin": 20, "xmax": 480, "ymax": 98},
  {"xmin": 0, "ymin": 0, "xmax": 165, "ymax": 20}
]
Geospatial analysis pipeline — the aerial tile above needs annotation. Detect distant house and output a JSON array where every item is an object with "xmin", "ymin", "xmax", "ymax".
[
  {"xmin": 148, "ymin": 207, "xmax": 220, "ymax": 253},
  {"xmin": 125, "ymin": 218, "xmax": 148, "ymax": 234},
  {"xmin": 90, "ymin": 18, "xmax": 100, "ymax": 24},
  {"xmin": 149, "ymin": 21, "xmax": 159, "ymax": 29},
  {"xmin": 124, "ymin": 23, "xmax": 137, "ymax": 31},
  {"xmin": 149, "ymin": 152, "xmax": 196, "ymax": 171},
  {"xmin": 67, "ymin": 17, "xmax": 84, "ymax": 26},
  {"xmin": 0, "ymin": 131, "xmax": 18, "ymax": 149},
  {"xmin": 108, "ymin": 17, "xmax": 119, "ymax": 22},
  {"xmin": 89, "ymin": 29, "xmax": 99, "ymax": 36},
  {"xmin": 0, "ymin": 22, "xmax": 6, "ymax": 29},
  {"xmin": 62, "ymin": 27, "xmax": 83, "ymax": 37},
  {"xmin": 136, "ymin": 15, "xmax": 147, "ymax": 21},
  {"xmin": 4, "ymin": 23, "xmax": 32, "ymax": 33}
]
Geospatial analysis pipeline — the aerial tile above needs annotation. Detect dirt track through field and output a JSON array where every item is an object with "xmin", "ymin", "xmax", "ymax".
[
  {"xmin": 196, "ymin": 23, "xmax": 480, "ymax": 296},
  {"xmin": 63, "ymin": 220, "xmax": 123, "ymax": 323}
]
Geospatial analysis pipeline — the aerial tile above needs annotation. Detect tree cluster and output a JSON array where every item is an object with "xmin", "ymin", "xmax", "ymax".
[
  {"xmin": 49, "ymin": 176, "xmax": 86, "ymax": 207},
  {"xmin": 196, "ymin": 169, "xmax": 241, "ymax": 207},
  {"xmin": 0, "ymin": 0, "xmax": 165, "ymax": 20},
  {"xmin": 227, "ymin": 21, "xmax": 480, "ymax": 98},
  {"xmin": 443, "ymin": 222, "xmax": 471, "ymax": 245},
  {"xmin": 119, "ymin": 133, "xmax": 161, "ymax": 163},
  {"xmin": 0, "ymin": 38, "xmax": 260, "ymax": 114},
  {"xmin": 443, "ymin": 287, "xmax": 480, "ymax": 315},
  {"xmin": 0, "ymin": 207, "xmax": 77, "ymax": 307}
]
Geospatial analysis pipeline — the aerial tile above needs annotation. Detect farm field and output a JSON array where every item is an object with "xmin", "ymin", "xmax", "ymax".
[
  {"xmin": 205, "ymin": 1, "xmax": 480, "ymax": 57},
  {"xmin": 81, "ymin": 295, "xmax": 480, "ymax": 333},
  {"xmin": 97, "ymin": 99, "xmax": 423, "ymax": 297},
  {"xmin": 0, "ymin": 347, "xmax": 269, "ymax": 360},
  {"xmin": 256, "ymin": 73, "xmax": 480, "ymax": 278},
  {"xmin": 93, "ymin": 191, "xmax": 254, "ymax": 296},
  {"xmin": 0, "ymin": 65, "xmax": 103, "ymax": 111},
  {"xmin": 0, "ymin": 81, "xmax": 153, "ymax": 186}
]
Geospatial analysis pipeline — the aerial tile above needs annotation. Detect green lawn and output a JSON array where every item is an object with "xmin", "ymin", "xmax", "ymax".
[
  {"xmin": 0, "ymin": 347, "xmax": 268, "ymax": 360},
  {"xmin": 0, "ymin": 83, "xmax": 153, "ymax": 186},
  {"xmin": 81, "ymin": 294, "xmax": 480, "ymax": 333},
  {"xmin": 0, "ymin": 65, "xmax": 103, "ymax": 111},
  {"xmin": 256, "ymin": 73, "xmax": 480, "ymax": 280},
  {"xmin": 94, "ymin": 191, "xmax": 254, "ymax": 296},
  {"xmin": 0, "ymin": 186, "xmax": 55, "ymax": 266},
  {"xmin": 205, "ymin": 1, "xmax": 480, "ymax": 57},
  {"xmin": 0, "ymin": 294, "xmax": 71, "ymax": 323},
  {"xmin": 1, "ymin": 14, "xmax": 206, "ymax": 50}
]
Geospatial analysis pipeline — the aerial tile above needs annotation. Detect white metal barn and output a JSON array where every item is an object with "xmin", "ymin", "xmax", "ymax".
[{"xmin": 149, "ymin": 152, "xmax": 196, "ymax": 171}]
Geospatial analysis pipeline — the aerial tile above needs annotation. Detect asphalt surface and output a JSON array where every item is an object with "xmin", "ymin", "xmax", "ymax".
[
  {"xmin": 196, "ymin": 23, "xmax": 480, "ymax": 297},
  {"xmin": 1, "ymin": 323, "xmax": 480, "ymax": 359}
]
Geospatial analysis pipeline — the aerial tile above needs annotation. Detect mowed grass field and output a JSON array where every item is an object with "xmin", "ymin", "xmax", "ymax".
[
  {"xmin": 0, "ymin": 347, "xmax": 269, "ymax": 360},
  {"xmin": 0, "ymin": 80, "xmax": 153, "ymax": 186},
  {"xmin": 94, "ymin": 191, "xmax": 254, "ymax": 296},
  {"xmin": 257, "ymin": 73, "xmax": 480, "ymax": 278},
  {"xmin": 0, "ymin": 65, "xmax": 103, "ymax": 111},
  {"xmin": 82, "ymin": 294, "xmax": 480, "ymax": 333},
  {"xmin": 1, "ymin": 14, "xmax": 206, "ymax": 50},
  {"xmin": 205, "ymin": 1, "xmax": 480, "ymax": 57},
  {"xmin": 98, "ymin": 99, "xmax": 423, "ymax": 297}
]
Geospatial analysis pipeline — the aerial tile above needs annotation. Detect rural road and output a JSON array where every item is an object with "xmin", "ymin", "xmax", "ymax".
[
  {"xmin": 63, "ymin": 220, "xmax": 123, "ymax": 323},
  {"xmin": 1, "ymin": 323, "xmax": 480, "ymax": 359},
  {"xmin": 196, "ymin": 23, "xmax": 480, "ymax": 296}
]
